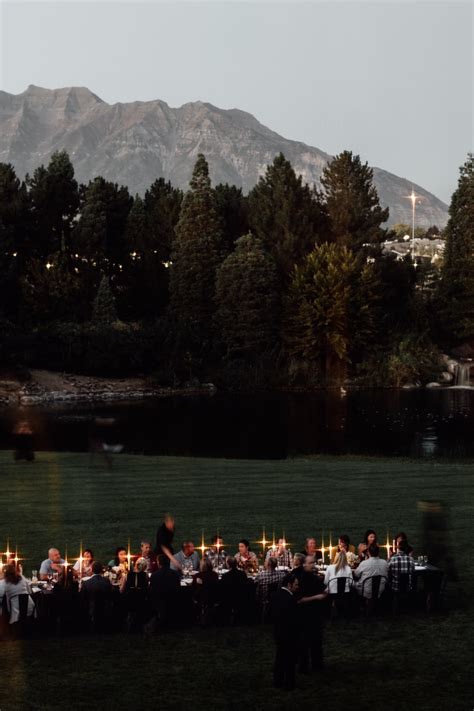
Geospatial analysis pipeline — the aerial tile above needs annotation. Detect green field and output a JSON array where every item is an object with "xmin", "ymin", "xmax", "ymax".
[{"xmin": 0, "ymin": 451, "xmax": 473, "ymax": 711}]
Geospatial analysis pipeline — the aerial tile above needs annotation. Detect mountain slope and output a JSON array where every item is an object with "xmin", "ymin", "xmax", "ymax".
[{"xmin": 0, "ymin": 85, "xmax": 449, "ymax": 227}]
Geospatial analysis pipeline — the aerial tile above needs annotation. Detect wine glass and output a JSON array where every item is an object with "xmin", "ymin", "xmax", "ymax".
[{"xmin": 31, "ymin": 569, "xmax": 38, "ymax": 583}]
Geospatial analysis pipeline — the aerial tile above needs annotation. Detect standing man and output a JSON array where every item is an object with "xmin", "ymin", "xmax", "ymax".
[
  {"xmin": 155, "ymin": 514, "xmax": 181, "ymax": 571},
  {"xmin": 297, "ymin": 555, "xmax": 328, "ymax": 674},
  {"xmin": 271, "ymin": 572, "xmax": 299, "ymax": 690}
]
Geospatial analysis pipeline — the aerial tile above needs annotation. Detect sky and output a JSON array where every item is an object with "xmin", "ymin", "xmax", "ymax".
[{"xmin": 0, "ymin": 0, "xmax": 472, "ymax": 203}]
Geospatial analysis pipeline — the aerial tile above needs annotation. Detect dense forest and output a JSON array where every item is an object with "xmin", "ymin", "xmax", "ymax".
[{"xmin": 0, "ymin": 149, "xmax": 472, "ymax": 389}]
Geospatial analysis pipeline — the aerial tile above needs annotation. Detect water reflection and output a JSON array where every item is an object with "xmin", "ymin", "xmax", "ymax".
[{"xmin": 1, "ymin": 388, "xmax": 474, "ymax": 459}]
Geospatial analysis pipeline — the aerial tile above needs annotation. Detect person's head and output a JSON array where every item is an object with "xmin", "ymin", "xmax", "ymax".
[
  {"xmin": 238, "ymin": 540, "xmax": 250, "ymax": 556},
  {"xmin": 182, "ymin": 541, "xmax": 195, "ymax": 557},
  {"xmin": 140, "ymin": 541, "xmax": 152, "ymax": 557},
  {"xmin": 282, "ymin": 572, "xmax": 299, "ymax": 593},
  {"xmin": 157, "ymin": 554, "xmax": 169, "ymax": 569},
  {"xmin": 92, "ymin": 561, "xmax": 103, "ymax": 575},
  {"xmin": 397, "ymin": 539, "xmax": 409, "ymax": 554},
  {"xmin": 266, "ymin": 556, "xmax": 278, "ymax": 572},
  {"xmin": 334, "ymin": 549, "xmax": 348, "ymax": 572},
  {"xmin": 293, "ymin": 553, "xmax": 305, "ymax": 568},
  {"xmin": 368, "ymin": 544, "xmax": 380, "ymax": 558},
  {"xmin": 200, "ymin": 558, "xmax": 213, "ymax": 573},
  {"xmin": 135, "ymin": 558, "xmax": 148, "ymax": 573},
  {"xmin": 4, "ymin": 563, "xmax": 21, "ymax": 585},
  {"xmin": 211, "ymin": 535, "xmax": 223, "ymax": 548},
  {"xmin": 164, "ymin": 514, "xmax": 175, "ymax": 531},
  {"xmin": 115, "ymin": 547, "xmax": 127, "ymax": 565},
  {"xmin": 304, "ymin": 555, "xmax": 316, "ymax": 573},
  {"xmin": 364, "ymin": 530, "xmax": 377, "ymax": 546},
  {"xmin": 395, "ymin": 532, "xmax": 409, "ymax": 548},
  {"xmin": 277, "ymin": 538, "xmax": 286, "ymax": 550},
  {"xmin": 83, "ymin": 549, "xmax": 94, "ymax": 562},
  {"xmin": 338, "ymin": 535, "xmax": 350, "ymax": 551},
  {"xmin": 305, "ymin": 537, "xmax": 317, "ymax": 554},
  {"xmin": 48, "ymin": 548, "xmax": 61, "ymax": 563},
  {"xmin": 226, "ymin": 556, "xmax": 237, "ymax": 570}
]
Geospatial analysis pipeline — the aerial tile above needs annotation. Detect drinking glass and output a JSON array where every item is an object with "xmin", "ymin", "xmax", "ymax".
[
  {"xmin": 31, "ymin": 569, "xmax": 38, "ymax": 583},
  {"xmin": 423, "ymin": 556, "xmax": 428, "ymax": 564},
  {"xmin": 52, "ymin": 571, "xmax": 59, "ymax": 583}
]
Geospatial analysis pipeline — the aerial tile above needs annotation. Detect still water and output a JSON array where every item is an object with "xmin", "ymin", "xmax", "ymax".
[{"xmin": 1, "ymin": 388, "xmax": 474, "ymax": 459}]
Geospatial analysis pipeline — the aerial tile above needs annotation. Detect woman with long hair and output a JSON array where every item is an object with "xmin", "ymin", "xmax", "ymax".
[
  {"xmin": 324, "ymin": 550, "xmax": 353, "ymax": 594},
  {"xmin": 358, "ymin": 530, "xmax": 378, "ymax": 560}
]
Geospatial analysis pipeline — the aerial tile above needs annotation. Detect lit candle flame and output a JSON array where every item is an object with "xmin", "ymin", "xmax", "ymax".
[
  {"xmin": 199, "ymin": 529, "xmax": 207, "ymax": 558},
  {"xmin": 321, "ymin": 531, "xmax": 326, "ymax": 564},
  {"xmin": 385, "ymin": 531, "xmax": 391, "ymax": 560}
]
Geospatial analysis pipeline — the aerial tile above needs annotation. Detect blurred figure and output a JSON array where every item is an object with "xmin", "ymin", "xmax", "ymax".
[
  {"xmin": 297, "ymin": 555, "xmax": 327, "ymax": 674},
  {"xmin": 13, "ymin": 419, "xmax": 35, "ymax": 462},
  {"xmin": 155, "ymin": 514, "xmax": 181, "ymax": 571},
  {"xmin": 88, "ymin": 417, "xmax": 122, "ymax": 469},
  {"xmin": 150, "ymin": 554, "xmax": 180, "ymax": 627},
  {"xmin": 136, "ymin": 541, "xmax": 157, "ymax": 574},
  {"xmin": 3, "ymin": 563, "xmax": 35, "ymax": 624},
  {"xmin": 418, "ymin": 500, "xmax": 458, "ymax": 581},
  {"xmin": 271, "ymin": 572, "xmax": 299, "ymax": 690},
  {"xmin": 301, "ymin": 538, "xmax": 322, "ymax": 559}
]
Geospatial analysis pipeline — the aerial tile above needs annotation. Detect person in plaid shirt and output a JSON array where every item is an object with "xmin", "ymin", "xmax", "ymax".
[
  {"xmin": 256, "ymin": 556, "xmax": 285, "ymax": 605},
  {"xmin": 265, "ymin": 538, "xmax": 293, "ymax": 568},
  {"xmin": 388, "ymin": 540, "xmax": 416, "ymax": 591}
]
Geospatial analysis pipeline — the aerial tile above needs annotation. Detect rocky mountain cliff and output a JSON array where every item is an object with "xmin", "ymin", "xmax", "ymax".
[{"xmin": 0, "ymin": 84, "xmax": 449, "ymax": 227}]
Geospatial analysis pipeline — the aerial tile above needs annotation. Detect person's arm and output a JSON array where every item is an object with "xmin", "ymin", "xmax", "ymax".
[
  {"xmin": 39, "ymin": 562, "xmax": 49, "ymax": 581},
  {"xmin": 161, "ymin": 545, "xmax": 182, "ymax": 570},
  {"xmin": 298, "ymin": 591, "xmax": 328, "ymax": 604}
]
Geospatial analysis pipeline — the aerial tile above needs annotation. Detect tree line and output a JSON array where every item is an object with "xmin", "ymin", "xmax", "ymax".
[{"xmin": 0, "ymin": 148, "xmax": 472, "ymax": 387}]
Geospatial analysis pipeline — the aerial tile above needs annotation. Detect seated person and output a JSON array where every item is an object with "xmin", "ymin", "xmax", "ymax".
[
  {"xmin": 324, "ymin": 550, "xmax": 353, "ymax": 593},
  {"xmin": 205, "ymin": 535, "xmax": 227, "ymax": 568},
  {"xmin": 388, "ymin": 540, "xmax": 416, "ymax": 592},
  {"xmin": 389, "ymin": 532, "xmax": 414, "ymax": 558},
  {"xmin": 39, "ymin": 548, "xmax": 65, "ymax": 581},
  {"xmin": 353, "ymin": 544, "xmax": 388, "ymax": 598},
  {"xmin": 73, "ymin": 549, "xmax": 94, "ymax": 578},
  {"xmin": 256, "ymin": 556, "xmax": 284, "ymax": 606},
  {"xmin": 332, "ymin": 535, "xmax": 356, "ymax": 563},
  {"xmin": 301, "ymin": 537, "xmax": 322, "ymax": 559},
  {"xmin": 265, "ymin": 538, "xmax": 292, "ymax": 568},
  {"xmin": 172, "ymin": 541, "xmax": 200, "ymax": 574},
  {"xmin": 357, "ymin": 530, "xmax": 378, "ymax": 561},
  {"xmin": 107, "ymin": 547, "xmax": 129, "ymax": 590},
  {"xmin": 192, "ymin": 558, "xmax": 219, "ymax": 608},
  {"xmin": 136, "ymin": 541, "xmax": 157, "ymax": 574},
  {"xmin": 81, "ymin": 562, "xmax": 112, "ymax": 595},
  {"xmin": 150, "ymin": 554, "xmax": 181, "ymax": 618},
  {"xmin": 123, "ymin": 558, "xmax": 149, "ymax": 592},
  {"xmin": 3, "ymin": 564, "xmax": 35, "ymax": 624},
  {"xmin": 234, "ymin": 539, "xmax": 258, "ymax": 573},
  {"xmin": 291, "ymin": 553, "xmax": 306, "ymax": 580}
]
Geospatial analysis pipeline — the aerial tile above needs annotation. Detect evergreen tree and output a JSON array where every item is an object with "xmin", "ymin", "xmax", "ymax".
[
  {"xmin": 122, "ymin": 195, "xmax": 168, "ymax": 319},
  {"xmin": 248, "ymin": 153, "xmax": 324, "ymax": 276},
  {"xmin": 320, "ymin": 150, "xmax": 389, "ymax": 253},
  {"xmin": 214, "ymin": 183, "xmax": 249, "ymax": 253},
  {"xmin": 20, "ymin": 253, "xmax": 84, "ymax": 324},
  {"xmin": 284, "ymin": 243, "xmax": 357, "ymax": 383},
  {"xmin": 0, "ymin": 163, "xmax": 30, "ymax": 318},
  {"xmin": 215, "ymin": 233, "xmax": 279, "ymax": 357},
  {"xmin": 169, "ymin": 153, "xmax": 225, "ymax": 347},
  {"xmin": 26, "ymin": 151, "xmax": 79, "ymax": 256},
  {"xmin": 438, "ymin": 153, "xmax": 474, "ymax": 342},
  {"xmin": 92, "ymin": 275, "xmax": 118, "ymax": 325},
  {"xmin": 72, "ymin": 177, "xmax": 132, "ymax": 271},
  {"xmin": 143, "ymin": 178, "xmax": 183, "ymax": 262}
]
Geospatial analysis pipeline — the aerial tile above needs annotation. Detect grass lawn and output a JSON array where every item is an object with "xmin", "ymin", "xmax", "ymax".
[{"xmin": 0, "ymin": 451, "xmax": 473, "ymax": 710}]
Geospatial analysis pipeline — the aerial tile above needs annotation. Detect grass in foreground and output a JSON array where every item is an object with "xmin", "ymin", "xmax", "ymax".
[{"xmin": 0, "ymin": 451, "xmax": 473, "ymax": 710}]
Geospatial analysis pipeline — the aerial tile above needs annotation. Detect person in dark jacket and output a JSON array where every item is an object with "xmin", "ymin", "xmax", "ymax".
[
  {"xmin": 271, "ymin": 572, "xmax": 299, "ymax": 690},
  {"xmin": 297, "ymin": 555, "xmax": 328, "ymax": 673},
  {"xmin": 80, "ymin": 562, "xmax": 112, "ymax": 632},
  {"xmin": 150, "ymin": 554, "xmax": 180, "ymax": 627}
]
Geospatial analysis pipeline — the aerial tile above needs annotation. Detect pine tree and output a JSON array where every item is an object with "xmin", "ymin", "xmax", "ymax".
[
  {"xmin": 214, "ymin": 183, "xmax": 249, "ymax": 254},
  {"xmin": 0, "ymin": 163, "xmax": 30, "ymax": 318},
  {"xmin": 247, "ymin": 153, "xmax": 324, "ymax": 276},
  {"xmin": 438, "ymin": 153, "xmax": 474, "ymax": 343},
  {"xmin": 26, "ymin": 150, "xmax": 79, "ymax": 256},
  {"xmin": 284, "ymin": 243, "xmax": 357, "ymax": 383},
  {"xmin": 92, "ymin": 275, "xmax": 118, "ymax": 325},
  {"xmin": 169, "ymin": 153, "xmax": 225, "ymax": 347},
  {"xmin": 143, "ymin": 178, "xmax": 183, "ymax": 262},
  {"xmin": 320, "ymin": 150, "xmax": 389, "ymax": 253},
  {"xmin": 215, "ymin": 233, "xmax": 279, "ymax": 357}
]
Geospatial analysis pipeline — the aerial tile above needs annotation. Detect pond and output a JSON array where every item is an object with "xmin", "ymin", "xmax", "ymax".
[{"xmin": 2, "ymin": 387, "xmax": 474, "ymax": 459}]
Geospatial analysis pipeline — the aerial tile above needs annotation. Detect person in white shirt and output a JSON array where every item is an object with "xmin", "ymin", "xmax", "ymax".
[
  {"xmin": 353, "ymin": 544, "xmax": 388, "ymax": 598},
  {"xmin": 3, "ymin": 564, "xmax": 35, "ymax": 624},
  {"xmin": 324, "ymin": 550, "xmax": 353, "ymax": 593}
]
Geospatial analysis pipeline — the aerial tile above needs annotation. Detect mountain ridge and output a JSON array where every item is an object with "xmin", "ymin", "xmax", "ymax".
[{"xmin": 0, "ymin": 85, "xmax": 449, "ymax": 227}]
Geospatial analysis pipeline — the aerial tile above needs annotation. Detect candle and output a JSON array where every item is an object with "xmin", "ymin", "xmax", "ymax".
[
  {"xmin": 258, "ymin": 528, "xmax": 269, "ymax": 562},
  {"xmin": 385, "ymin": 531, "xmax": 391, "ymax": 560},
  {"xmin": 328, "ymin": 532, "xmax": 333, "ymax": 564},
  {"xmin": 127, "ymin": 538, "xmax": 132, "ymax": 573},
  {"xmin": 321, "ymin": 532, "xmax": 326, "ymax": 565},
  {"xmin": 199, "ymin": 529, "xmax": 206, "ymax": 559},
  {"xmin": 63, "ymin": 550, "xmax": 69, "ymax": 584}
]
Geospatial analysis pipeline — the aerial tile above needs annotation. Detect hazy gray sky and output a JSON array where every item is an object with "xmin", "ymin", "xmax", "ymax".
[{"xmin": 1, "ymin": 0, "xmax": 472, "ymax": 202}]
